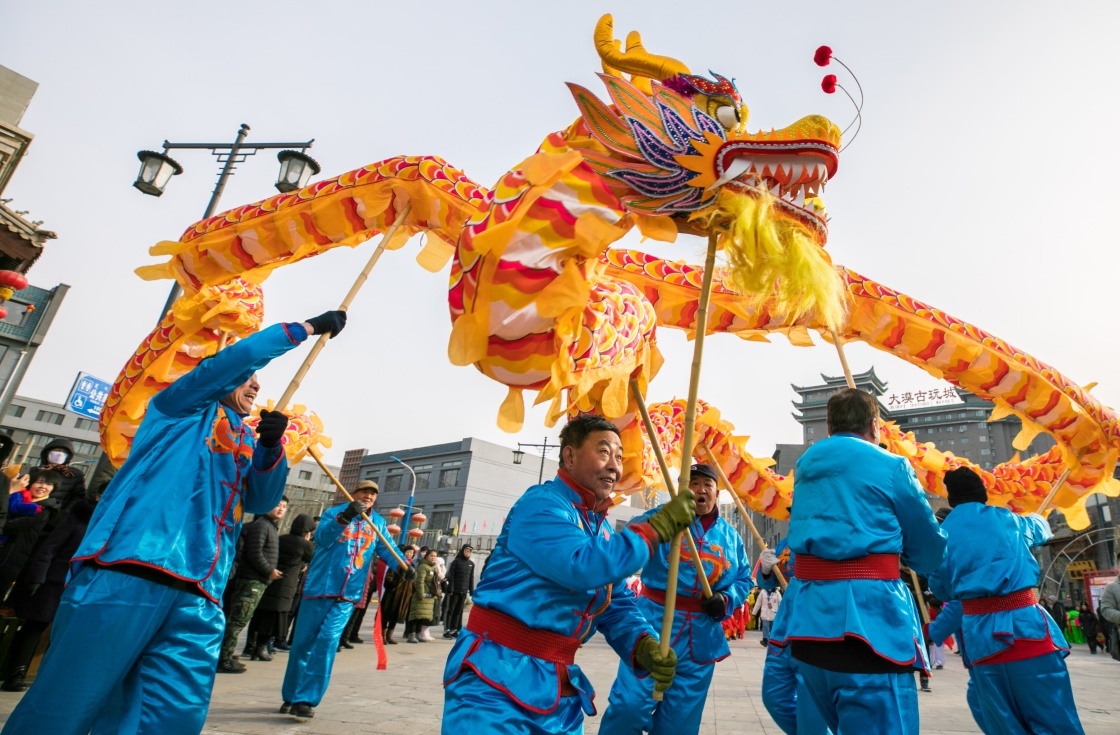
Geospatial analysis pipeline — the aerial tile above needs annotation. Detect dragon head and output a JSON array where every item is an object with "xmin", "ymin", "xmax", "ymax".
[{"xmin": 567, "ymin": 15, "xmax": 840, "ymax": 244}]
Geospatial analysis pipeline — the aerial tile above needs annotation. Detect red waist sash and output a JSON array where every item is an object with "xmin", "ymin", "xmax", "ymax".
[
  {"xmin": 640, "ymin": 585, "xmax": 704, "ymax": 613},
  {"xmin": 794, "ymin": 553, "xmax": 900, "ymax": 581},
  {"xmin": 466, "ymin": 604, "xmax": 580, "ymax": 665},
  {"xmin": 962, "ymin": 589, "xmax": 1037, "ymax": 615}
]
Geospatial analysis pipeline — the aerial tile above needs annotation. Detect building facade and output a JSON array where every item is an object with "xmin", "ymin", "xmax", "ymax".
[
  {"xmin": 1, "ymin": 394, "xmax": 100, "ymax": 481},
  {"xmin": 276, "ymin": 457, "xmax": 340, "ymax": 533}
]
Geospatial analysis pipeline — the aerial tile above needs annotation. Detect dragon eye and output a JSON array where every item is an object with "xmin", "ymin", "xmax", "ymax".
[{"xmin": 715, "ymin": 105, "xmax": 739, "ymax": 130}]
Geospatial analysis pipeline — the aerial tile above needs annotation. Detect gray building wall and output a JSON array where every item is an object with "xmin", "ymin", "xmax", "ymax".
[
  {"xmin": 278, "ymin": 457, "xmax": 340, "ymax": 533},
  {"xmin": 0, "ymin": 393, "xmax": 100, "ymax": 482}
]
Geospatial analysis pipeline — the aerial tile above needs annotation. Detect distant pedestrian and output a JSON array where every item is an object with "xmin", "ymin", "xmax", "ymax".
[
  {"xmin": 443, "ymin": 545, "xmax": 475, "ymax": 638},
  {"xmin": 247, "ymin": 513, "xmax": 316, "ymax": 655},
  {"xmin": 380, "ymin": 545, "xmax": 417, "ymax": 645},
  {"xmin": 753, "ymin": 587, "xmax": 781, "ymax": 646},
  {"xmin": 1079, "ymin": 602, "xmax": 1100, "ymax": 655},
  {"xmin": 408, "ymin": 548, "xmax": 442, "ymax": 643}
]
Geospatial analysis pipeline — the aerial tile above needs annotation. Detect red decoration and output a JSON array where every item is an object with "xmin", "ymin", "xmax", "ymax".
[
  {"xmin": 0, "ymin": 271, "xmax": 28, "ymax": 291},
  {"xmin": 407, "ymin": 528, "xmax": 424, "ymax": 539},
  {"xmin": 388, "ymin": 508, "xmax": 406, "ymax": 518},
  {"xmin": 814, "ymin": 46, "xmax": 833, "ymax": 67},
  {"xmin": 821, "ymin": 75, "xmax": 838, "ymax": 94},
  {"xmin": 387, "ymin": 524, "xmax": 401, "ymax": 535},
  {"xmin": 411, "ymin": 512, "xmax": 427, "ymax": 524},
  {"xmin": 0, "ymin": 306, "xmax": 7, "ymax": 320}
]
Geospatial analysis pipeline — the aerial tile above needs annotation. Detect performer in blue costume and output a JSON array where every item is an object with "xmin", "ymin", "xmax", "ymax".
[
  {"xmin": 281, "ymin": 479, "xmax": 413, "ymax": 720},
  {"xmin": 777, "ymin": 388, "xmax": 947, "ymax": 735},
  {"xmin": 441, "ymin": 415, "xmax": 697, "ymax": 735},
  {"xmin": 756, "ymin": 545, "xmax": 832, "ymax": 735},
  {"xmin": 928, "ymin": 467, "xmax": 1084, "ymax": 734},
  {"xmin": 600, "ymin": 463, "xmax": 754, "ymax": 734},
  {"xmin": 1, "ymin": 311, "xmax": 347, "ymax": 735}
]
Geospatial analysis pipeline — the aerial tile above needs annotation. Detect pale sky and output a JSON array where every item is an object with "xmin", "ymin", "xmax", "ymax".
[{"xmin": 4, "ymin": 1, "xmax": 1119, "ymax": 466}]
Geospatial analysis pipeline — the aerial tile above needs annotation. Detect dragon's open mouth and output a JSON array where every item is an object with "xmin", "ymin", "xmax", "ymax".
[{"xmin": 715, "ymin": 141, "xmax": 838, "ymax": 239}]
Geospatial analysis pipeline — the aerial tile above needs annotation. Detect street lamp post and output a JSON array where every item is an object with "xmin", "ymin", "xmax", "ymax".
[
  {"xmin": 512, "ymin": 437, "xmax": 560, "ymax": 484},
  {"xmin": 132, "ymin": 123, "xmax": 318, "ymax": 321},
  {"xmin": 392, "ymin": 456, "xmax": 417, "ymax": 545}
]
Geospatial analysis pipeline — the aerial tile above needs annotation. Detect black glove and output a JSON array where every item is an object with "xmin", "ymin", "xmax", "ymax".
[
  {"xmin": 701, "ymin": 592, "xmax": 728, "ymax": 621},
  {"xmin": 401, "ymin": 566, "xmax": 417, "ymax": 581},
  {"xmin": 306, "ymin": 310, "xmax": 347, "ymax": 339},
  {"xmin": 337, "ymin": 500, "xmax": 364, "ymax": 525},
  {"xmin": 256, "ymin": 410, "xmax": 289, "ymax": 448}
]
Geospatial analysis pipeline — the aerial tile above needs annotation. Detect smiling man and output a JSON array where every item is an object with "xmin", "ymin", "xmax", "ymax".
[
  {"xmin": 2, "ymin": 311, "xmax": 347, "ymax": 735},
  {"xmin": 441, "ymin": 415, "xmax": 697, "ymax": 735},
  {"xmin": 600, "ymin": 463, "xmax": 754, "ymax": 735}
]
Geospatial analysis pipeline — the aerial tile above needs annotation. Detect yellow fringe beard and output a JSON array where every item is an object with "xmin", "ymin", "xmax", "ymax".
[{"xmin": 709, "ymin": 188, "xmax": 848, "ymax": 331}]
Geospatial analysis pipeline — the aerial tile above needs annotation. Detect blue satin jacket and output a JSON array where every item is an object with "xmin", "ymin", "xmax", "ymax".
[
  {"xmin": 443, "ymin": 472, "xmax": 657, "ymax": 716},
  {"xmin": 778, "ymin": 434, "xmax": 947, "ymax": 669},
  {"xmin": 303, "ymin": 502, "xmax": 401, "ymax": 603},
  {"xmin": 75, "ymin": 323, "xmax": 304, "ymax": 603},
  {"xmin": 631, "ymin": 507, "xmax": 754, "ymax": 664},
  {"xmin": 927, "ymin": 503, "xmax": 1066, "ymax": 663}
]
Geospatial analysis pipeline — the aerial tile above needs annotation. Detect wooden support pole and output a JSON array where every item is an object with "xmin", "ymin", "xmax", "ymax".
[
  {"xmin": 699, "ymin": 444, "xmax": 788, "ymax": 590},
  {"xmin": 628, "ymin": 380, "xmax": 714, "ymax": 599},
  {"xmin": 308, "ymin": 445, "xmax": 409, "ymax": 571},
  {"xmin": 1035, "ymin": 464, "xmax": 1076, "ymax": 516},
  {"xmin": 653, "ymin": 232, "xmax": 719, "ymax": 701},
  {"xmin": 276, "ymin": 202, "xmax": 412, "ymax": 410}
]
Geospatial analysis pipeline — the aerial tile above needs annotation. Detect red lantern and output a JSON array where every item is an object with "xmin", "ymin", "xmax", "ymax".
[
  {"xmin": 407, "ymin": 528, "xmax": 424, "ymax": 539},
  {"xmin": 0, "ymin": 306, "xmax": 6, "ymax": 320},
  {"xmin": 386, "ymin": 524, "xmax": 401, "ymax": 536},
  {"xmin": 0, "ymin": 271, "xmax": 28, "ymax": 291},
  {"xmin": 411, "ymin": 513, "xmax": 427, "ymax": 525},
  {"xmin": 388, "ymin": 508, "xmax": 406, "ymax": 519}
]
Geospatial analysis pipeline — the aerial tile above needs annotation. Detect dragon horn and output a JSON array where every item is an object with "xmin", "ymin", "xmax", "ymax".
[{"xmin": 594, "ymin": 14, "xmax": 690, "ymax": 81}]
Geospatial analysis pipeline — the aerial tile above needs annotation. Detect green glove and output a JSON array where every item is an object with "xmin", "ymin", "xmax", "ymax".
[
  {"xmin": 647, "ymin": 489, "xmax": 697, "ymax": 543},
  {"xmin": 634, "ymin": 634, "xmax": 677, "ymax": 693}
]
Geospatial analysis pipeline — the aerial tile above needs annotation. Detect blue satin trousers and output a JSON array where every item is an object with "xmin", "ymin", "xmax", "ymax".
[
  {"xmin": 281, "ymin": 597, "xmax": 353, "ymax": 707},
  {"xmin": 599, "ymin": 654, "xmax": 714, "ymax": 734},
  {"xmin": 798, "ymin": 662, "xmax": 919, "ymax": 735},
  {"xmin": 761, "ymin": 646, "xmax": 832, "ymax": 735},
  {"xmin": 442, "ymin": 668, "xmax": 584, "ymax": 735},
  {"xmin": 971, "ymin": 653, "xmax": 1084, "ymax": 734},
  {"xmin": 1, "ymin": 565, "xmax": 224, "ymax": 735}
]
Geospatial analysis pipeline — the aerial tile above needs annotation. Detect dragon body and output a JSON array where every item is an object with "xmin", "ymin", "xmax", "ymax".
[{"xmin": 103, "ymin": 15, "xmax": 1118, "ymax": 528}]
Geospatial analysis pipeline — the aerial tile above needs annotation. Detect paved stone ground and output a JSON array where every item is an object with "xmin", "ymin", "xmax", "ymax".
[{"xmin": 1, "ymin": 618, "xmax": 1113, "ymax": 733}]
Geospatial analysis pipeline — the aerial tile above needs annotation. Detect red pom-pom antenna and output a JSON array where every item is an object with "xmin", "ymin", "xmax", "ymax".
[{"xmin": 814, "ymin": 45, "xmax": 863, "ymax": 152}]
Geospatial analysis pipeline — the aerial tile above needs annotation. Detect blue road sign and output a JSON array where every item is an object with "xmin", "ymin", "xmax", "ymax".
[{"xmin": 66, "ymin": 372, "xmax": 112, "ymax": 420}]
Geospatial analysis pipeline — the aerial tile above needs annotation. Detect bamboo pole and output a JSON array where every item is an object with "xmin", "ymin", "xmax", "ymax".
[
  {"xmin": 276, "ymin": 203, "xmax": 412, "ymax": 410},
  {"xmin": 652, "ymin": 232, "xmax": 719, "ymax": 701},
  {"xmin": 216, "ymin": 330, "xmax": 230, "ymax": 352},
  {"xmin": 700, "ymin": 444, "xmax": 788, "ymax": 590},
  {"xmin": 828, "ymin": 328, "xmax": 928, "ymax": 623},
  {"xmin": 628, "ymin": 380, "xmax": 714, "ymax": 598},
  {"xmin": 1035, "ymin": 464, "xmax": 1076, "ymax": 516},
  {"xmin": 308, "ymin": 445, "xmax": 409, "ymax": 571}
]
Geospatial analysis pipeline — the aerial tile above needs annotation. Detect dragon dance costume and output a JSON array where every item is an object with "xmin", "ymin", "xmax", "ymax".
[
  {"xmin": 441, "ymin": 471, "xmax": 660, "ymax": 735},
  {"xmin": 776, "ymin": 433, "xmax": 947, "ymax": 735},
  {"xmin": 928, "ymin": 503, "xmax": 1084, "ymax": 734},
  {"xmin": 599, "ymin": 506, "xmax": 753, "ymax": 734},
  {"xmin": 2, "ymin": 323, "xmax": 302, "ymax": 735},
  {"xmin": 282, "ymin": 501, "xmax": 401, "ymax": 708},
  {"xmin": 757, "ymin": 549, "xmax": 832, "ymax": 735}
]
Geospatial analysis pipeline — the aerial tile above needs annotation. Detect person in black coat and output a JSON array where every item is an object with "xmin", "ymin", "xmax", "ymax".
[
  {"xmin": 246, "ymin": 513, "xmax": 315, "ymax": 656},
  {"xmin": 218, "ymin": 498, "xmax": 286, "ymax": 670},
  {"xmin": 1079, "ymin": 601, "xmax": 1101, "ymax": 654},
  {"xmin": 380, "ymin": 545, "xmax": 417, "ymax": 645},
  {"xmin": 0, "ymin": 488, "xmax": 102, "ymax": 692},
  {"xmin": 442, "ymin": 545, "xmax": 475, "ymax": 639},
  {"xmin": 29, "ymin": 438, "xmax": 87, "ymax": 512}
]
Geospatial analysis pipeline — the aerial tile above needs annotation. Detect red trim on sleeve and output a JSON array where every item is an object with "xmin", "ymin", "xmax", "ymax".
[{"xmin": 628, "ymin": 522, "xmax": 660, "ymax": 553}]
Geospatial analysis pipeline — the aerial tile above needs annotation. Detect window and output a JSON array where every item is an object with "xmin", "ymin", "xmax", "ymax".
[
  {"xmin": 416, "ymin": 472, "xmax": 431, "ymax": 490},
  {"xmin": 7, "ymin": 405, "xmax": 24, "ymax": 418},
  {"xmin": 958, "ymin": 412, "xmax": 966, "ymax": 419},
  {"xmin": 975, "ymin": 411, "xmax": 986, "ymax": 418},
  {"xmin": 36, "ymin": 410, "xmax": 64, "ymax": 425},
  {"xmin": 807, "ymin": 427, "xmax": 814, "ymax": 434},
  {"xmin": 439, "ymin": 467, "xmax": 460, "ymax": 488},
  {"xmin": 959, "ymin": 425, "xmax": 968, "ymax": 432},
  {"xmin": 923, "ymin": 416, "xmax": 932, "ymax": 422},
  {"xmin": 979, "ymin": 435, "xmax": 988, "ymax": 443},
  {"xmin": 960, "ymin": 438, "xmax": 969, "ymax": 445},
  {"xmin": 980, "ymin": 448, "xmax": 991, "ymax": 456},
  {"xmin": 384, "ymin": 474, "xmax": 403, "ymax": 493},
  {"xmin": 430, "ymin": 510, "xmax": 453, "ymax": 533},
  {"xmin": 71, "ymin": 440, "xmax": 100, "ymax": 456},
  {"xmin": 75, "ymin": 418, "xmax": 97, "ymax": 431},
  {"xmin": 298, "ymin": 470, "xmax": 312, "ymax": 481}
]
